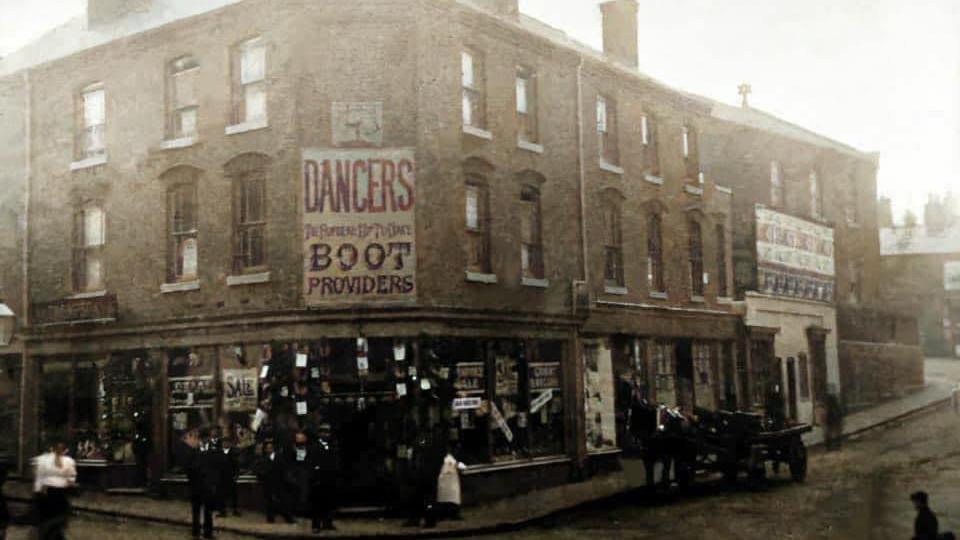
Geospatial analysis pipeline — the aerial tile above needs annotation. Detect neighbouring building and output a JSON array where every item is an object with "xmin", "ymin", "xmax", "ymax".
[
  {"xmin": 880, "ymin": 194, "xmax": 960, "ymax": 359},
  {"xmin": 0, "ymin": 0, "xmax": 900, "ymax": 507}
]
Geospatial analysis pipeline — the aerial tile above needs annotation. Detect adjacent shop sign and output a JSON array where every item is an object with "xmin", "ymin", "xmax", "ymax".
[
  {"xmin": 452, "ymin": 397, "xmax": 483, "ymax": 411},
  {"xmin": 222, "ymin": 369, "xmax": 258, "ymax": 412},
  {"xmin": 945, "ymin": 261, "xmax": 960, "ymax": 291},
  {"xmin": 755, "ymin": 206, "xmax": 835, "ymax": 303},
  {"xmin": 528, "ymin": 362, "xmax": 561, "ymax": 392},
  {"xmin": 454, "ymin": 362, "xmax": 485, "ymax": 395},
  {"xmin": 169, "ymin": 376, "xmax": 216, "ymax": 409},
  {"xmin": 303, "ymin": 148, "xmax": 416, "ymax": 306}
]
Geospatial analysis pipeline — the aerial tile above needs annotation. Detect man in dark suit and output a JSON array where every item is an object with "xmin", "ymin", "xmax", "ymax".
[
  {"xmin": 254, "ymin": 440, "xmax": 294, "ymax": 524},
  {"xmin": 217, "ymin": 437, "xmax": 241, "ymax": 518},
  {"xmin": 308, "ymin": 424, "xmax": 340, "ymax": 532}
]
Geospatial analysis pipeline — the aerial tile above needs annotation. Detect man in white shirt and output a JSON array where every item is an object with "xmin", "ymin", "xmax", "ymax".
[{"xmin": 33, "ymin": 443, "xmax": 77, "ymax": 540}]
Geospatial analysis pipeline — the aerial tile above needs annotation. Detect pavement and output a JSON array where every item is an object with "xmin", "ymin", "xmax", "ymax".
[{"xmin": 4, "ymin": 357, "xmax": 959, "ymax": 540}]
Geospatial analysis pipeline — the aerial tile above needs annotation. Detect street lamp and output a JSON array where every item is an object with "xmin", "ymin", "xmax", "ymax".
[{"xmin": 0, "ymin": 302, "xmax": 14, "ymax": 347}]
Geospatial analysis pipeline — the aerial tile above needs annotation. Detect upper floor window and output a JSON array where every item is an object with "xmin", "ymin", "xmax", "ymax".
[
  {"xmin": 465, "ymin": 179, "xmax": 491, "ymax": 273},
  {"xmin": 597, "ymin": 95, "xmax": 619, "ymax": 166},
  {"xmin": 716, "ymin": 223, "xmax": 728, "ymax": 297},
  {"xmin": 809, "ymin": 170, "xmax": 822, "ymax": 219},
  {"xmin": 462, "ymin": 50, "xmax": 486, "ymax": 129},
  {"xmin": 166, "ymin": 173, "xmax": 199, "ymax": 283},
  {"xmin": 516, "ymin": 66, "xmax": 538, "ymax": 143},
  {"xmin": 688, "ymin": 219, "xmax": 704, "ymax": 297},
  {"xmin": 682, "ymin": 124, "xmax": 700, "ymax": 179},
  {"xmin": 641, "ymin": 113, "xmax": 660, "ymax": 176},
  {"xmin": 520, "ymin": 185, "xmax": 544, "ymax": 280},
  {"xmin": 73, "ymin": 204, "xmax": 106, "ymax": 293},
  {"xmin": 602, "ymin": 203, "xmax": 623, "ymax": 288},
  {"xmin": 770, "ymin": 161, "xmax": 784, "ymax": 207},
  {"xmin": 78, "ymin": 83, "xmax": 105, "ymax": 160},
  {"xmin": 168, "ymin": 56, "xmax": 199, "ymax": 140},
  {"xmin": 228, "ymin": 155, "xmax": 269, "ymax": 273},
  {"xmin": 232, "ymin": 37, "xmax": 266, "ymax": 125},
  {"xmin": 647, "ymin": 213, "xmax": 665, "ymax": 293}
]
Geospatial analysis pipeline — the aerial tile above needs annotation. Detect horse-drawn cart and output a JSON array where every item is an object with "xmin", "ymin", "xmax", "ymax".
[{"xmin": 631, "ymin": 404, "xmax": 811, "ymax": 491}]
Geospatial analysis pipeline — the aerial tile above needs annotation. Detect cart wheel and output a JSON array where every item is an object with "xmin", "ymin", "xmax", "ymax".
[{"xmin": 789, "ymin": 440, "xmax": 808, "ymax": 482}]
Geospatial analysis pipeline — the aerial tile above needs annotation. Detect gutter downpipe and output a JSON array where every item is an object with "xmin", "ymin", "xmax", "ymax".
[
  {"xmin": 19, "ymin": 69, "xmax": 31, "ymax": 475},
  {"xmin": 570, "ymin": 54, "xmax": 589, "ymax": 475}
]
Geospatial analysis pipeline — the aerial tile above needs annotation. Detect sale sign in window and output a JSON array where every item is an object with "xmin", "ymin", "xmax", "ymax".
[{"xmin": 302, "ymin": 148, "xmax": 416, "ymax": 306}]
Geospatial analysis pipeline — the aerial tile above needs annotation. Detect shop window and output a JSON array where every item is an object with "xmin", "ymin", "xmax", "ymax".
[
  {"xmin": 465, "ymin": 179, "xmax": 491, "ymax": 274},
  {"xmin": 688, "ymin": 219, "xmax": 704, "ymax": 297},
  {"xmin": 166, "ymin": 174, "xmax": 199, "ymax": 283},
  {"xmin": 227, "ymin": 154, "xmax": 269, "ymax": 273},
  {"xmin": 167, "ymin": 347, "xmax": 216, "ymax": 474},
  {"xmin": 73, "ymin": 203, "xmax": 106, "ymax": 293},
  {"xmin": 597, "ymin": 95, "xmax": 619, "ymax": 166},
  {"xmin": 647, "ymin": 213, "xmax": 664, "ymax": 293},
  {"xmin": 520, "ymin": 185, "xmax": 544, "ymax": 279},
  {"xmin": 77, "ymin": 82, "xmax": 105, "ymax": 160},
  {"xmin": 716, "ymin": 223, "xmax": 728, "ymax": 297},
  {"xmin": 654, "ymin": 342, "xmax": 676, "ymax": 406},
  {"xmin": 602, "ymin": 202, "xmax": 623, "ymax": 288},
  {"xmin": 799, "ymin": 353, "xmax": 810, "ymax": 399},
  {"xmin": 232, "ymin": 36, "xmax": 266, "ymax": 125},
  {"xmin": 0, "ymin": 355, "xmax": 21, "ymax": 464},
  {"xmin": 462, "ymin": 49, "xmax": 486, "ymax": 129},
  {"xmin": 516, "ymin": 66, "xmax": 538, "ymax": 143},
  {"xmin": 583, "ymin": 342, "xmax": 616, "ymax": 452},
  {"xmin": 692, "ymin": 342, "xmax": 716, "ymax": 410},
  {"xmin": 167, "ymin": 55, "xmax": 199, "ymax": 139}
]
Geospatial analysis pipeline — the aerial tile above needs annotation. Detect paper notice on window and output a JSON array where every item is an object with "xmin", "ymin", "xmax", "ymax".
[
  {"xmin": 420, "ymin": 379, "xmax": 432, "ymax": 391},
  {"xmin": 489, "ymin": 402, "xmax": 514, "ymax": 442},
  {"xmin": 530, "ymin": 390, "xmax": 554, "ymax": 414},
  {"xmin": 396, "ymin": 382, "xmax": 407, "ymax": 397},
  {"xmin": 393, "ymin": 343, "xmax": 406, "ymax": 361},
  {"xmin": 357, "ymin": 356, "xmax": 369, "ymax": 371},
  {"xmin": 296, "ymin": 401, "xmax": 307, "ymax": 416},
  {"xmin": 260, "ymin": 365, "xmax": 269, "ymax": 379},
  {"xmin": 252, "ymin": 408, "xmax": 267, "ymax": 432},
  {"xmin": 296, "ymin": 353, "xmax": 308, "ymax": 368},
  {"xmin": 311, "ymin": 367, "xmax": 320, "ymax": 379}
]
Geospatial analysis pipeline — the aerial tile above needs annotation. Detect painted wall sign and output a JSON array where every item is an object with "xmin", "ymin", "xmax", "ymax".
[
  {"xmin": 222, "ymin": 369, "xmax": 258, "ymax": 412},
  {"xmin": 945, "ymin": 261, "xmax": 960, "ymax": 291},
  {"xmin": 169, "ymin": 376, "xmax": 216, "ymax": 409},
  {"xmin": 755, "ymin": 206, "xmax": 835, "ymax": 303},
  {"xmin": 303, "ymin": 148, "xmax": 416, "ymax": 306},
  {"xmin": 332, "ymin": 102, "xmax": 383, "ymax": 147},
  {"xmin": 454, "ymin": 362, "xmax": 485, "ymax": 395},
  {"xmin": 528, "ymin": 362, "xmax": 561, "ymax": 392}
]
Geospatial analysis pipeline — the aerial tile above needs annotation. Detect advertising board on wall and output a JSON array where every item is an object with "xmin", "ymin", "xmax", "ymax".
[
  {"xmin": 302, "ymin": 148, "xmax": 416, "ymax": 306},
  {"xmin": 755, "ymin": 206, "xmax": 835, "ymax": 303}
]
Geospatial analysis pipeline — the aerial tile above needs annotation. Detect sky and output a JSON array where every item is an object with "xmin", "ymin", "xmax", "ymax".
[{"xmin": 1, "ymin": 0, "xmax": 957, "ymax": 224}]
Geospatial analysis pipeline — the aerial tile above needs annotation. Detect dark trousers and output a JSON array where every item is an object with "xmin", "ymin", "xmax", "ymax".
[
  {"xmin": 310, "ymin": 487, "xmax": 334, "ymax": 530},
  {"xmin": 263, "ymin": 483, "xmax": 293, "ymax": 523},
  {"xmin": 36, "ymin": 488, "xmax": 70, "ymax": 540},
  {"xmin": 191, "ymin": 496, "xmax": 214, "ymax": 539},
  {"xmin": 218, "ymin": 480, "xmax": 238, "ymax": 515}
]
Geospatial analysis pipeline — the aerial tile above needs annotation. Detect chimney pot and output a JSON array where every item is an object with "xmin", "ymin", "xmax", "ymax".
[{"xmin": 600, "ymin": 0, "xmax": 639, "ymax": 69}]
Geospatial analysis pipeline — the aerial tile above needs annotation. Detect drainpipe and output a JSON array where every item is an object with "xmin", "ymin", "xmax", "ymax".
[
  {"xmin": 575, "ymin": 56, "xmax": 588, "ymax": 289},
  {"xmin": 569, "ymin": 55, "xmax": 589, "ymax": 475},
  {"xmin": 19, "ymin": 68, "xmax": 32, "ymax": 475}
]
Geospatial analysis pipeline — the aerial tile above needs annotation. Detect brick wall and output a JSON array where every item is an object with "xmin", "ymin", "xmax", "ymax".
[{"xmin": 838, "ymin": 341, "xmax": 924, "ymax": 408}]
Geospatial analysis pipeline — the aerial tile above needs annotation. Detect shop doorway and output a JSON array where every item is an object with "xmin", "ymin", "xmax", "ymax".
[
  {"xmin": 786, "ymin": 358, "xmax": 798, "ymax": 421},
  {"xmin": 675, "ymin": 340, "xmax": 694, "ymax": 412}
]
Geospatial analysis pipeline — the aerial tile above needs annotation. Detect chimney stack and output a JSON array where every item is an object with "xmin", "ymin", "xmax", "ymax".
[
  {"xmin": 87, "ymin": 0, "xmax": 152, "ymax": 28},
  {"xmin": 472, "ymin": 0, "xmax": 519, "ymax": 18},
  {"xmin": 600, "ymin": 0, "xmax": 639, "ymax": 69}
]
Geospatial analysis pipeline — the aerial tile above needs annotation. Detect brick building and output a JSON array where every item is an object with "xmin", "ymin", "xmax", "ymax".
[
  {"xmin": 880, "ymin": 195, "xmax": 960, "ymax": 359},
  {"xmin": 0, "ymin": 0, "xmax": 893, "ymax": 507}
]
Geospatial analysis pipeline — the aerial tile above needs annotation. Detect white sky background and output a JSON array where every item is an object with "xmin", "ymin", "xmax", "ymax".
[{"xmin": 1, "ymin": 0, "xmax": 957, "ymax": 224}]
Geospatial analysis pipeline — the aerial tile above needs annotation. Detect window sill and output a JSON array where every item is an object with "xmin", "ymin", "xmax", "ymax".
[
  {"xmin": 643, "ymin": 174, "xmax": 664, "ymax": 185},
  {"xmin": 462, "ymin": 455, "xmax": 571, "ymax": 476},
  {"xmin": 70, "ymin": 290, "xmax": 108, "ymax": 299},
  {"xmin": 649, "ymin": 291, "xmax": 668, "ymax": 300},
  {"xmin": 691, "ymin": 295, "xmax": 705, "ymax": 303},
  {"xmin": 517, "ymin": 139, "xmax": 544, "ymax": 154},
  {"xmin": 684, "ymin": 184, "xmax": 704, "ymax": 196},
  {"xmin": 160, "ymin": 136, "xmax": 197, "ymax": 150},
  {"xmin": 521, "ymin": 277, "xmax": 549, "ymax": 288},
  {"xmin": 715, "ymin": 185, "xmax": 733, "ymax": 195},
  {"xmin": 225, "ymin": 119, "xmax": 268, "ymax": 136},
  {"xmin": 463, "ymin": 125, "xmax": 493, "ymax": 141},
  {"xmin": 227, "ymin": 271, "xmax": 271, "ymax": 286},
  {"xmin": 161, "ymin": 280, "xmax": 200, "ymax": 294},
  {"xmin": 599, "ymin": 160, "xmax": 624, "ymax": 175},
  {"xmin": 604, "ymin": 285, "xmax": 628, "ymax": 296},
  {"xmin": 717, "ymin": 296, "xmax": 733, "ymax": 304},
  {"xmin": 70, "ymin": 154, "xmax": 107, "ymax": 171},
  {"xmin": 465, "ymin": 271, "xmax": 498, "ymax": 284}
]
